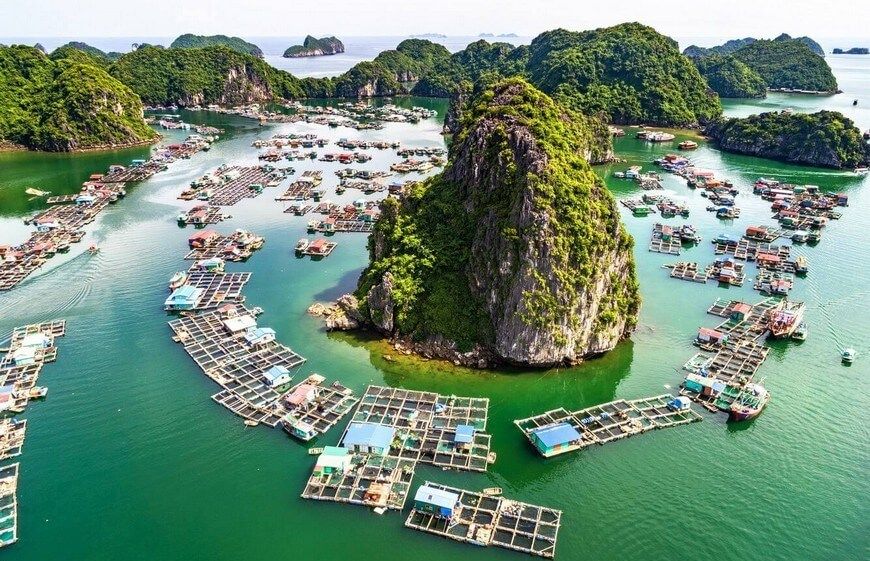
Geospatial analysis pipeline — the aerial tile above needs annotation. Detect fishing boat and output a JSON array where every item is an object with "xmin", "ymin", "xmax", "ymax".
[
  {"xmin": 373, "ymin": 507, "xmax": 388, "ymax": 515},
  {"xmin": 841, "ymin": 348, "xmax": 856, "ymax": 363},
  {"xmin": 88, "ymin": 245, "xmax": 100, "ymax": 254},
  {"xmin": 307, "ymin": 447, "xmax": 324, "ymax": 456},
  {"xmin": 854, "ymin": 167, "xmax": 869, "ymax": 175},
  {"xmin": 482, "ymin": 487, "xmax": 503, "ymax": 496},
  {"xmin": 28, "ymin": 386, "xmax": 48, "ymax": 399},
  {"xmin": 767, "ymin": 301, "xmax": 806, "ymax": 338},
  {"xmin": 678, "ymin": 140, "xmax": 698, "ymax": 150},
  {"xmin": 791, "ymin": 230, "xmax": 808, "ymax": 243},
  {"xmin": 294, "ymin": 238, "xmax": 310, "ymax": 254},
  {"xmin": 679, "ymin": 225, "xmax": 700, "ymax": 243},
  {"xmin": 168, "ymin": 271, "xmax": 188, "ymax": 290},
  {"xmin": 792, "ymin": 323, "xmax": 808, "ymax": 341},
  {"xmin": 25, "ymin": 187, "xmax": 50, "ymax": 197},
  {"xmin": 728, "ymin": 383, "xmax": 770, "ymax": 421},
  {"xmin": 794, "ymin": 255, "xmax": 809, "ymax": 274},
  {"xmin": 243, "ymin": 420, "xmax": 259, "ymax": 427}
]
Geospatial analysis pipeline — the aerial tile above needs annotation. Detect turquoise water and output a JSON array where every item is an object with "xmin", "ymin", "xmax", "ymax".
[{"xmin": 0, "ymin": 63, "xmax": 868, "ymax": 560}]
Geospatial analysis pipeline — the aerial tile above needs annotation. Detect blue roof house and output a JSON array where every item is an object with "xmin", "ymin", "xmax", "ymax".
[
  {"xmin": 164, "ymin": 285, "xmax": 204, "ymax": 311},
  {"xmin": 341, "ymin": 422, "xmax": 395, "ymax": 455},
  {"xmin": 262, "ymin": 365, "xmax": 291, "ymax": 388},
  {"xmin": 453, "ymin": 424, "xmax": 476, "ymax": 450},
  {"xmin": 413, "ymin": 485, "xmax": 459, "ymax": 518},
  {"xmin": 530, "ymin": 423, "xmax": 583, "ymax": 457},
  {"xmin": 244, "ymin": 327, "xmax": 276, "ymax": 347}
]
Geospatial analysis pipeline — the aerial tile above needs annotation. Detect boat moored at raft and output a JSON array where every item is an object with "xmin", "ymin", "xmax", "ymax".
[{"xmin": 728, "ymin": 383, "xmax": 770, "ymax": 422}]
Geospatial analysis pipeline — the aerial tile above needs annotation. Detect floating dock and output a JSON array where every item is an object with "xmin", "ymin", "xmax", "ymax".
[
  {"xmin": 664, "ymin": 262, "xmax": 709, "ymax": 283},
  {"xmin": 514, "ymin": 394, "xmax": 701, "ymax": 458},
  {"xmin": 0, "ymin": 420, "xmax": 26, "ymax": 462},
  {"xmin": 648, "ymin": 223, "xmax": 685, "ymax": 255},
  {"xmin": 405, "ymin": 481, "xmax": 562, "ymax": 558},
  {"xmin": 184, "ymin": 230, "xmax": 264, "ymax": 261},
  {"xmin": 169, "ymin": 304, "xmax": 311, "ymax": 426},
  {"xmin": 706, "ymin": 297, "xmax": 781, "ymax": 340},
  {"xmin": 302, "ymin": 385, "xmax": 494, "ymax": 511},
  {"xmin": 177, "ymin": 205, "xmax": 227, "ymax": 226},
  {"xmin": 0, "ymin": 321, "xmax": 65, "ymax": 413},
  {"xmin": 183, "ymin": 165, "xmax": 287, "ymax": 206},
  {"xmin": 183, "ymin": 271, "xmax": 252, "ymax": 309},
  {"xmin": 0, "ymin": 463, "xmax": 18, "ymax": 549}
]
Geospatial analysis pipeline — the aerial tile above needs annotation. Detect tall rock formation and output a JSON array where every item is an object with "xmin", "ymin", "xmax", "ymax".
[{"xmin": 353, "ymin": 78, "xmax": 640, "ymax": 367}]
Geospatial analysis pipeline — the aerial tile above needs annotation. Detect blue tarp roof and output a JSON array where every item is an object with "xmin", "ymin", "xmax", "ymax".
[
  {"xmin": 263, "ymin": 365, "xmax": 289, "ymax": 382},
  {"xmin": 342, "ymin": 422, "xmax": 395, "ymax": 450},
  {"xmin": 454, "ymin": 424, "xmax": 475, "ymax": 444},
  {"xmin": 533, "ymin": 423, "xmax": 582, "ymax": 448},
  {"xmin": 415, "ymin": 485, "xmax": 458, "ymax": 510},
  {"xmin": 171, "ymin": 285, "xmax": 199, "ymax": 299}
]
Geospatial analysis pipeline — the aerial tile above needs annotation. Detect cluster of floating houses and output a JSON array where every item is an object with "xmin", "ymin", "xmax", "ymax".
[
  {"xmin": 179, "ymin": 164, "xmax": 291, "ymax": 205},
  {"xmin": 0, "ymin": 320, "xmax": 67, "ymax": 548},
  {"xmin": 1, "ymin": 136, "xmax": 213, "ymax": 291}
]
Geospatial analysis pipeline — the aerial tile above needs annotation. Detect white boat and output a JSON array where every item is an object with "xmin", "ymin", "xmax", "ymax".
[
  {"xmin": 854, "ymin": 167, "xmax": 869, "ymax": 175},
  {"xmin": 482, "ymin": 487, "xmax": 503, "ymax": 496},
  {"xmin": 791, "ymin": 323, "xmax": 807, "ymax": 341},
  {"xmin": 372, "ymin": 507, "xmax": 387, "ymax": 515},
  {"xmin": 295, "ymin": 238, "xmax": 310, "ymax": 254},
  {"xmin": 243, "ymin": 420, "xmax": 259, "ymax": 427},
  {"xmin": 842, "ymin": 348, "xmax": 856, "ymax": 363},
  {"xmin": 168, "ymin": 272, "xmax": 188, "ymax": 290}
]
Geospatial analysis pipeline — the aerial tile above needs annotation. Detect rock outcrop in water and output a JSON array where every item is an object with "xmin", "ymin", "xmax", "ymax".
[
  {"xmin": 283, "ymin": 36, "xmax": 345, "ymax": 58},
  {"xmin": 344, "ymin": 79, "xmax": 640, "ymax": 368},
  {"xmin": 705, "ymin": 110, "xmax": 870, "ymax": 169}
]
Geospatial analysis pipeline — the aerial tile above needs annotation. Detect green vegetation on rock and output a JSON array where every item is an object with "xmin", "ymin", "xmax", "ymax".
[
  {"xmin": 52, "ymin": 41, "xmax": 123, "ymax": 62},
  {"xmin": 684, "ymin": 33, "xmax": 825, "ymax": 58},
  {"xmin": 732, "ymin": 40, "xmax": 838, "ymax": 92},
  {"xmin": 110, "ymin": 45, "xmax": 304, "ymax": 106},
  {"xmin": 356, "ymin": 78, "xmax": 639, "ymax": 365},
  {"xmin": 0, "ymin": 45, "xmax": 156, "ymax": 151},
  {"xmin": 170, "ymin": 34, "xmax": 264, "ymax": 58},
  {"xmin": 705, "ymin": 110, "xmax": 870, "ymax": 169},
  {"xmin": 283, "ymin": 36, "xmax": 344, "ymax": 57},
  {"xmin": 694, "ymin": 54, "xmax": 767, "ymax": 98}
]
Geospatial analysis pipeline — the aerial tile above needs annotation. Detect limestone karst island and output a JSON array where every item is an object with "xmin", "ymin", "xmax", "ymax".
[{"xmin": 0, "ymin": 2, "xmax": 867, "ymax": 561}]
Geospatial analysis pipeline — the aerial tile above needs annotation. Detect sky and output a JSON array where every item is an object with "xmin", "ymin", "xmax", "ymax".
[{"xmin": 1, "ymin": 0, "xmax": 869, "ymax": 43}]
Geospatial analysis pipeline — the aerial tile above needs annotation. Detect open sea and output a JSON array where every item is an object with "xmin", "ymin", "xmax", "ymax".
[{"xmin": 0, "ymin": 38, "xmax": 867, "ymax": 561}]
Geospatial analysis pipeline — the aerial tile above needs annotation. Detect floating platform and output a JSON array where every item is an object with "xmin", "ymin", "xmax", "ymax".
[
  {"xmin": 301, "ymin": 385, "xmax": 495, "ymax": 511},
  {"xmin": 169, "ymin": 304, "xmax": 314, "ymax": 426},
  {"xmin": 684, "ymin": 337, "xmax": 770, "ymax": 384},
  {"xmin": 184, "ymin": 231, "xmax": 264, "ymax": 261},
  {"xmin": 178, "ymin": 205, "xmax": 227, "ymax": 226},
  {"xmin": 405, "ymin": 481, "xmax": 562, "ymax": 558},
  {"xmin": 514, "ymin": 394, "xmax": 702, "ymax": 458},
  {"xmin": 648, "ymin": 223, "xmax": 685, "ymax": 255},
  {"xmin": 706, "ymin": 297, "xmax": 781, "ymax": 340},
  {"xmin": 182, "ymin": 271, "xmax": 251, "ymax": 310},
  {"xmin": 0, "ymin": 321, "xmax": 66, "ymax": 412},
  {"xmin": 664, "ymin": 262, "xmax": 709, "ymax": 283},
  {"xmin": 0, "ymin": 463, "xmax": 18, "ymax": 549},
  {"xmin": 186, "ymin": 165, "xmax": 286, "ymax": 206},
  {"xmin": 0, "ymin": 420, "xmax": 26, "ymax": 462}
]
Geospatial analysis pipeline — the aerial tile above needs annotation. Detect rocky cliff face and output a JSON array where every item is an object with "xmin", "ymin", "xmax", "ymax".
[
  {"xmin": 284, "ymin": 36, "xmax": 345, "ymax": 58},
  {"xmin": 352, "ymin": 78, "xmax": 640, "ymax": 368},
  {"xmin": 705, "ymin": 110, "xmax": 870, "ymax": 169}
]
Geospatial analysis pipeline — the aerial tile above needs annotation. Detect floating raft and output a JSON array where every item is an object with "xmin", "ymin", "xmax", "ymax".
[
  {"xmin": 706, "ymin": 297, "xmax": 781, "ymax": 340},
  {"xmin": 514, "ymin": 394, "xmax": 702, "ymax": 458},
  {"xmin": 0, "ymin": 321, "xmax": 66, "ymax": 413},
  {"xmin": 302, "ymin": 385, "xmax": 494, "ymax": 511},
  {"xmin": 0, "ymin": 463, "xmax": 19, "ymax": 549},
  {"xmin": 684, "ymin": 337, "xmax": 769, "ymax": 384},
  {"xmin": 178, "ymin": 205, "xmax": 227, "ymax": 226},
  {"xmin": 0, "ymin": 420, "xmax": 26, "ymax": 462},
  {"xmin": 186, "ymin": 165, "xmax": 286, "ymax": 206},
  {"xmin": 648, "ymin": 223, "xmax": 684, "ymax": 255},
  {"xmin": 184, "ymin": 231, "xmax": 264, "ymax": 261},
  {"xmin": 184, "ymin": 271, "xmax": 252, "ymax": 309},
  {"xmin": 405, "ymin": 481, "xmax": 562, "ymax": 558},
  {"xmin": 664, "ymin": 262, "xmax": 709, "ymax": 283},
  {"xmin": 169, "ymin": 304, "xmax": 308, "ymax": 426}
]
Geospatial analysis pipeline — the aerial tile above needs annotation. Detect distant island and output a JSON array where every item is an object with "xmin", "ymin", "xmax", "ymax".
[
  {"xmin": 479, "ymin": 33, "xmax": 518, "ymax": 38},
  {"xmin": 170, "ymin": 34, "xmax": 263, "ymax": 58},
  {"xmin": 833, "ymin": 47, "xmax": 869, "ymax": 55},
  {"xmin": 684, "ymin": 33, "xmax": 825, "ymax": 58},
  {"xmin": 283, "ymin": 36, "xmax": 344, "ymax": 58},
  {"xmin": 411, "ymin": 33, "xmax": 447, "ymax": 38}
]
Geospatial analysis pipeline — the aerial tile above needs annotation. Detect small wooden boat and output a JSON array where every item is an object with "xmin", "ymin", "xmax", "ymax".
[
  {"xmin": 88, "ymin": 245, "xmax": 100, "ymax": 254},
  {"xmin": 25, "ymin": 187, "xmax": 50, "ymax": 197},
  {"xmin": 482, "ymin": 487, "xmax": 502, "ymax": 496},
  {"xmin": 243, "ymin": 420, "xmax": 259, "ymax": 427},
  {"xmin": 791, "ymin": 323, "xmax": 808, "ymax": 341},
  {"xmin": 307, "ymin": 447, "xmax": 324, "ymax": 455},
  {"xmin": 373, "ymin": 507, "xmax": 387, "ymax": 515},
  {"xmin": 294, "ymin": 238, "xmax": 310, "ymax": 254}
]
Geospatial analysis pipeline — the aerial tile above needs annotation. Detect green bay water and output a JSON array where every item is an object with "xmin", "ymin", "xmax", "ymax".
[{"xmin": 0, "ymin": 63, "xmax": 868, "ymax": 560}]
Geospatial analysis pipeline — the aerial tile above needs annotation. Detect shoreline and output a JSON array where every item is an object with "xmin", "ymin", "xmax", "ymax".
[{"xmin": 0, "ymin": 135, "xmax": 159, "ymax": 155}]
